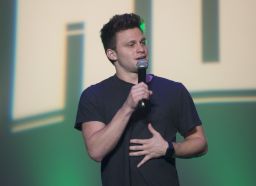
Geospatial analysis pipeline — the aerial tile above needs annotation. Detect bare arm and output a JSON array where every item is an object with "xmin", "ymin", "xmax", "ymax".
[
  {"xmin": 82, "ymin": 103, "xmax": 133, "ymax": 162},
  {"xmin": 173, "ymin": 125, "xmax": 208, "ymax": 158},
  {"xmin": 82, "ymin": 82, "xmax": 152, "ymax": 162}
]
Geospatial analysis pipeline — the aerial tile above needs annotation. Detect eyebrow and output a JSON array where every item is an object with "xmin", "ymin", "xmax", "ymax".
[
  {"xmin": 140, "ymin": 37, "xmax": 146, "ymax": 42},
  {"xmin": 127, "ymin": 37, "xmax": 146, "ymax": 44}
]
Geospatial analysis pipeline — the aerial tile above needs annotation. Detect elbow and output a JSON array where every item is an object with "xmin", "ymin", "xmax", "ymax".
[
  {"xmin": 193, "ymin": 138, "xmax": 208, "ymax": 157},
  {"xmin": 204, "ymin": 141, "xmax": 208, "ymax": 154},
  {"xmin": 200, "ymin": 139, "xmax": 208, "ymax": 156},
  {"xmin": 88, "ymin": 149, "xmax": 104, "ymax": 162}
]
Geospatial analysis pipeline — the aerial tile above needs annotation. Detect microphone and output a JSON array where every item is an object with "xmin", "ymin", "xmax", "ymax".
[{"xmin": 136, "ymin": 59, "xmax": 149, "ymax": 109}]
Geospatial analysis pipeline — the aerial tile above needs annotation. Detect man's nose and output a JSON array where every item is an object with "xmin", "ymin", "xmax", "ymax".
[{"xmin": 136, "ymin": 43, "xmax": 146, "ymax": 53}]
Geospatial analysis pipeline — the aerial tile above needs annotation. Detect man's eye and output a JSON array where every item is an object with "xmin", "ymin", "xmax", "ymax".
[
  {"xmin": 128, "ymin": 43, "xmax": 135, "ymax": 47},
  {"xmin": 141, "ymin": 40, "xmax": 146, "ymax": 45}
]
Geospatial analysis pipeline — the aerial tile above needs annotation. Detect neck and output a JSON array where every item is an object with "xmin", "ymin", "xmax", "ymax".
[
  {"xmin": 115, "ymin": 71, "xmax": 138, "ymax": 84},
  {"xmin": 115, "ymin": 71, "xmax": 153, "ymax": 85}
]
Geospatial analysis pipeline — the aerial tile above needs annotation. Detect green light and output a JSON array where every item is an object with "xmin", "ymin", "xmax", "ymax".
[{"xmin": 140, "ymin": 22, "xmax": 146, "ymax": 32}]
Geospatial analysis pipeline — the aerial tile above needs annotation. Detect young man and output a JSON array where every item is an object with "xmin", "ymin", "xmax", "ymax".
[{"xmin": 75, "ymin": 13, "xmax": 208, "ymax": 186}]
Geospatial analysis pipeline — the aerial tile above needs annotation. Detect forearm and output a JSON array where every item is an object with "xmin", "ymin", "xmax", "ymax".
[
  {"xmin": 85, "ymin": 103, "xmax": 134, "ymax": 161},
  {"xmin": 173, "ymin": 137, "xmax": 208, "ymax": 158},
  {"xmin": 83, "ymin": 82, "xmax": 152, "ymax": 161}
]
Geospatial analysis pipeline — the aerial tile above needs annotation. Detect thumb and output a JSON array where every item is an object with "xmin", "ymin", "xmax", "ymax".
[{"xmin": 148, "ymin": 123, "xmax": 158, "ymax": 135}]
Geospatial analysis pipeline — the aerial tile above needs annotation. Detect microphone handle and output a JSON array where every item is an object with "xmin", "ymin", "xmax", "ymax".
[
  {"xmin": 138, "ymin": 68, "xmax": 146, "ymax": 83},
  {"xmin": 138, "ymin": 99, "xmax": 147, "ymax": 109},
  {"xmin": 138, "ymin": 68, "xmax": 147, "ymax": 109}
]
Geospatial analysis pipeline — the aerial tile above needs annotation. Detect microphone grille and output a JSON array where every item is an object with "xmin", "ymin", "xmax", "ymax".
[{"xmin": 136, "ymin": 59, "xmax": 148, "ymax": 69}]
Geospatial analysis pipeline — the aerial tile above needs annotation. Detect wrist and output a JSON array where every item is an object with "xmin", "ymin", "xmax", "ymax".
[
  {"xmin": 163, "ymin": 141, "xmax": 169, "ymax": 156},
  {"xmin": 121, "ymin": 101, "xmax": 135, "ymax": 114},
  {"xmin": 164, "ymin": 141, "xmax": 175, "ymax": 159}
]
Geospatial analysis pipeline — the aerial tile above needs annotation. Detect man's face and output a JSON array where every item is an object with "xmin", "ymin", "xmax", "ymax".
[{"xmin": 113, "ymin": 27, "xmax": 148, "ymax": 73}]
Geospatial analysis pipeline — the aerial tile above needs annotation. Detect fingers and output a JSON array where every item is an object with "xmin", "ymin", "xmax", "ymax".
[
  {"xmin": 148, "ymin": 123, "xmax": 159, "ymax": 136},
  {"xmin": 125, "ymin": 83, "xmax": 153, "ymax": 110},
  {"xmin": 149, "ymin": 90, "xmax": 153, "ymax": 96},
  {"xmin": 137, "ymin": 156, "xmax": 151, "ymax": 168},
  {"xmin": 129, "ymin": 147, "xmax": 151, "ymax": 168},
  {"xmin": 129, "ymin": 148, "xmax": 152, "ymax": 168},
  {"xmin": 129, "ymin": 124, "xmax": 166, "ymax": 167},
  {"xmin": 130, "ymin": 139, "xmax": 149, "ymax": 144},
  {"xmin": 129, "ymin": 150, "xmax": 147, "ymax": 156},
  {"xmin": 131, "ymin": 82, "xmax": 152, "ymax": 100},
  {"xmin": 129, "ymin": 144, "xmax": 144, "ymax": 151},
  {"xmin": 129, "ymin": 139, "xmax": 149, "ymax": 156}
]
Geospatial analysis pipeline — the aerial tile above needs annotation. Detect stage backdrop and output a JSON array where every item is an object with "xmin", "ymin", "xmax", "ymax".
[{"xmin": 1, "ymin": 0, "xmax": 256, "ymax": 186}]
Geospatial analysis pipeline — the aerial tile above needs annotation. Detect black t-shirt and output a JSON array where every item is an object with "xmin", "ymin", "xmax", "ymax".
[{"xmin": 75, "ymin": 74, "xmax": 201, "ymax": 186}]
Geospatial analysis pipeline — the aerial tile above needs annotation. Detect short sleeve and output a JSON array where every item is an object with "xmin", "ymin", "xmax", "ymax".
[
  {"xmin": 74, "ymin": 86, "xmax": 105, "ymax": 131},
  {"xmin": 177, "ymin": 83, "xmax": 202, "ymax": 137}
]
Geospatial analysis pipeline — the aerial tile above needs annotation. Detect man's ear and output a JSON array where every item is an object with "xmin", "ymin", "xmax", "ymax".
[{"xmin": 106, "ymin": 49, "xmax": 117, "ymax": 61}]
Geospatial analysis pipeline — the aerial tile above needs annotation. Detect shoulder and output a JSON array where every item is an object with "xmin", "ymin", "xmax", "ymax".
[
  {"xmin": 151, "ymin": 75, "xmax": 185, "ymax": 90},
  {"xmin": 83, "ymin": 76, "xmax": 115, "ymax": 93},
  {"xmin": 150, "ymin": 75, "xmax": 192, "ymax": 100},
  {"xmin": 81, "ymin": 76, "xmax": 116, "ymax": 99}
]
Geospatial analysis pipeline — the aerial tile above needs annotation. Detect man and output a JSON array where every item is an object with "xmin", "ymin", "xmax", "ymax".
[{"xmin": 75, "ymin": 13, "xmax": 207, "ymax": 186}]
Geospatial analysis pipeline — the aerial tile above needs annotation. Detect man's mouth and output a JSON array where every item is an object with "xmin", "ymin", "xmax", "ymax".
[{"xmin": 136, "ymin": 56, "xmax": 147, "ymax": 60}]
